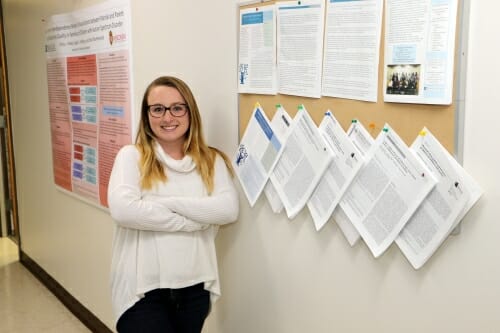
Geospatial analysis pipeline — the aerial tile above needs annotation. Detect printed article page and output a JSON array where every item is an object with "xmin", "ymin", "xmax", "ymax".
[
  {"xmin": 333, "ymin": 120, "xmax": 374, "ymax": 245},
  {"xmin": 340, "ymin": 124, "xmax": 437, "ymax": 257},
  {"xmin": 322, "ymin": 0, "xmax": 383, "ymax": 102},
  {"xmin": 270, "ymin": 106, "xmax": 333, "ymax": 219},
  {"xmin": 396, "ymin": 128, "xmax": 482, "ymax": 269},
  {"xmin": 277, "ymin": 0, "xmax": 325, "ymax": 98},
  {"xmin": 238, "ymin": 5, "xmax": 277, "ymax": 95},
  {"xmin": 307, "ymin": 112, "xmax": 364, "ymax": 231},
  {"xmin": 233, "ymin": 105, "xmax": 284, "ymax": 207}
]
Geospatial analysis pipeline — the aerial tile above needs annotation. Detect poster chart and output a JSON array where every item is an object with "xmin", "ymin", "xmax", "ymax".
[
  {"xmin": 332, "ymin": 119, "xmax": 374, "ymax": 245},
  {"xmin": 45, "ymin": 0, "xmax": 133, "ymax": 207},
  {"xmin": 383, "ymin": 0, "xmax": 458, "ymax": 105},
  {"xmin": 277, "ymin": 0, "xmax": 325, "ymax": 98}
]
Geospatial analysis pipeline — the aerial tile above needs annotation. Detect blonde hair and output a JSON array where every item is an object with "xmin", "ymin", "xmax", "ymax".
[{"xmin": 135, "ymin": 76, "xmax": 233, "ymax": 193}]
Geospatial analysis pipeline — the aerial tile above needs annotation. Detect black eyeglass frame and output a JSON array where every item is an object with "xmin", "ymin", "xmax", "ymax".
[{"xmin": 147, "ymin": 103, "xmax": 189, "ymax": 118}]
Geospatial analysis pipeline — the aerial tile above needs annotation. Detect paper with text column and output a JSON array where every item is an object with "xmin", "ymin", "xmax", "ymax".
[
  {"xmin": 340, "ymin": 124, "xmax": 437, "ymax": 257},
  {"xmin": 233, "ymin": 104, "xmax": 284, "ymax": 207},
  {"xmin": 270, "ymin": 105, "xmax": 333, "ymax": 219},
  {"xmin": 383, "ymin": 0, "xmax": 458, "ymax": 105},
  {"xmin": 396, "ymin": 128, "xmax": 482, "ymax": 269},
  {"xmin": 264, "ymin": 105, "xmax": 293, "ymax": 213},
  {"xmin": 322, "ymin": 0, "xmax": 383, "ymax": 102},
  {"xmin": 238, "ymin": 5, "xmax": 277, "ymax": 95},
  {"xmin": 307, "ymin": 111, "xmax": 364, "ymax": 231},
  {"xmin": 332, "ymin": 120, "xmax": 374, "ymax": 245}
]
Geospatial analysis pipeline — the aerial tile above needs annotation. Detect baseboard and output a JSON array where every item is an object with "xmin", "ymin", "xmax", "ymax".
[{"xmin": 20, "ymin": 250, "xmax": 113, "ymax": 333}]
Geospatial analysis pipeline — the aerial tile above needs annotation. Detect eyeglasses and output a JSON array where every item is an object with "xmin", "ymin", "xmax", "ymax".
[{"xmin": 148, "ymin": 103, "xmax": 188, "ymax": 118}]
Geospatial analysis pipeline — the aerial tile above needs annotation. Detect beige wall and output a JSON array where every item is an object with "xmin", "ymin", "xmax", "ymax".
[{"xmin": 2, "ymin": 0, "xmax": 499, "ymax": 332}]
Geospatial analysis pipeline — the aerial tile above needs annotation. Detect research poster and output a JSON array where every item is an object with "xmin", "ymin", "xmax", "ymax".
[
  {"xmin": 238, "ymin": 5, "xmax": 277, "ymax": 95},
  {"xmin": 383, "ymin": 0, "xmax": 458, "ymax": 104},
  {"xmin": 45, "ymin": 0, "xmax": 133, "ymax": 207}
]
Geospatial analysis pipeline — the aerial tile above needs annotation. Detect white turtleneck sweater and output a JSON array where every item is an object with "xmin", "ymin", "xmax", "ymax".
[{"xmin": 107, "ymin": 143, "xmax": 239, "ymax": 324}]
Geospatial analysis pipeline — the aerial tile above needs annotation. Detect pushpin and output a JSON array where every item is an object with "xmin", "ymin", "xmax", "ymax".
[
  {"xmin": 298, "ymin": 104, "xmax": 304, "ymax": 110},
  {"xmin": 383, "ymin": 127, "xmax": 389, "ymax": 132},
  {"xmin": 351, "ymin": 119, "xmax": 358, "ymax": 123},
  {"xmin": 419, "ymin": 130, "xmax": 427, "ymax": 136},
  {"xmin": 275, "ymin": 103, "xmax": 281, "ymax": 108},
  {"xmin": 369, "ymin": 122, "xmax": 376, "ymax": 130}
]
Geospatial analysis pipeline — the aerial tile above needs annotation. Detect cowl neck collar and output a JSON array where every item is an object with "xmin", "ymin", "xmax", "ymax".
[{"xmin": 154, "ymin": 141, "xmax": 196, "ymax": 173}]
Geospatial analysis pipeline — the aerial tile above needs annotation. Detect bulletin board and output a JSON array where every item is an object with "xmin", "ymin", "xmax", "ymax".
[{"xmin": 238, "ymin": 0, "xmax": 465, "ymax": 154}]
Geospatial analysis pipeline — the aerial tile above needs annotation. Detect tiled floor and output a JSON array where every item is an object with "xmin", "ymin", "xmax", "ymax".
[{"xmin": 0, "ymin": 237, "xmax": 91, "ymax": 332}]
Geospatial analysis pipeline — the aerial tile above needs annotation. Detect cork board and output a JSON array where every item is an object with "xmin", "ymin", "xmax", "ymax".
[{"xmin": 238, "ymin": 0, "xmax": 462, "ymax": 153}]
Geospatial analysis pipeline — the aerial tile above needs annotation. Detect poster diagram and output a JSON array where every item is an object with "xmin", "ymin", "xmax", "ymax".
[{"xmin": 45, "ymin": 0, "xmax": 133, "ymax": 207}]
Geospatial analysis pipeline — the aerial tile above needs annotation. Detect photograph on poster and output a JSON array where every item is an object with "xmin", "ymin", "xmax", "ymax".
[{"xmin": 386, "ymin": 64, "xmax": 421, "ymax": 96}]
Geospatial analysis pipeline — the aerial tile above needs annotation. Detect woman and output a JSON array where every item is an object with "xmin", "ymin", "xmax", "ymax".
[{"xmin": 108, "ymin": 76, "xmax": 239, "ymax": 332}]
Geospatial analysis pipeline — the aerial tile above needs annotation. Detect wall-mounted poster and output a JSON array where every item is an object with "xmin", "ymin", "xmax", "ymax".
[
  {"xmin": 45, "ymin": 0, "xmax": 134, "ymax": 208},
  {"xmin": 383, "ymin": 0, "xmax": 458, "ymax": 105}
]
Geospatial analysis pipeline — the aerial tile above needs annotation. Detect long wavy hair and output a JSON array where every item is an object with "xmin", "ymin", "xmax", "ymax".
[{"xmin": 135, "ymin": 76, "xmax": 233, "ymax": 193}]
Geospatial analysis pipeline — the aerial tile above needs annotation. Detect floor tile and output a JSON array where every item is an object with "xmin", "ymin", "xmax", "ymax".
[{"xmin": 0, "ymin": 237, "xmax": 91, "ymax": 333}]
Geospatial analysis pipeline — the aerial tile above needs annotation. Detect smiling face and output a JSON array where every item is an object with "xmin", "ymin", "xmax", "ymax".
[{"xmin": 147, "ymin": 85, "xmax": 190, "ymax": 159}]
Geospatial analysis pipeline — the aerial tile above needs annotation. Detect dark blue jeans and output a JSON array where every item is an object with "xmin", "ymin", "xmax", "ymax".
[{"xmin": 116, "ymin": 283, "xmax": 210, "ymax": 333}]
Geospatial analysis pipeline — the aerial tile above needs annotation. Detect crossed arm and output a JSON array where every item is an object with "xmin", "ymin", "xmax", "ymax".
[{"xmin": 107, "ymin": 146, "xmax": 239, "ymax": 232}]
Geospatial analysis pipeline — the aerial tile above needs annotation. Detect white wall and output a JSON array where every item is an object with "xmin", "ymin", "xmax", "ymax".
[{"xmin": 2, "ymin": 0, "xmax": 499, "ymax": 332}]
